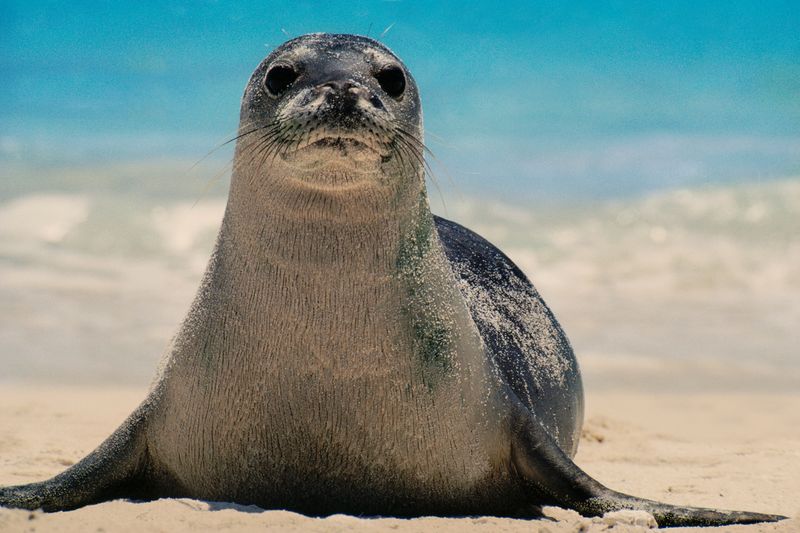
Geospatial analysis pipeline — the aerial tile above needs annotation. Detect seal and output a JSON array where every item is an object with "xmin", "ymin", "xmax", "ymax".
[{"xmin": 0, "ymin": 33, "xmax": 786, "ymax": 527}]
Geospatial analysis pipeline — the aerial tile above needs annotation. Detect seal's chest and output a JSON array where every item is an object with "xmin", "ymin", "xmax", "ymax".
[
  {"xmin": 164, "ymin": 359, "xmax": 498, "ymax": 506},
  {"xmin": 251, "ymin": 374, "xmax": 498, "ymax": 509},
  {"xmin": 153, "ymin": 273, "xmax": 501, "ymax": 505}
]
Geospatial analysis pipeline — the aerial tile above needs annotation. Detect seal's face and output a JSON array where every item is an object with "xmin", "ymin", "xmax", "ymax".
[{"xmin": 237, "ymin": 33, "xmax": 423, "ymax": 189}]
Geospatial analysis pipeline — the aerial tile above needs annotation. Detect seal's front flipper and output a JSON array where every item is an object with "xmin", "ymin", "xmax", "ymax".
[
  {"xmin": 0, "ymin": 403, "xmax": 151, "ymax": 511},
  {"xmin": 507, "ymin": 396, "xmax": 787, "ymax": 527}
]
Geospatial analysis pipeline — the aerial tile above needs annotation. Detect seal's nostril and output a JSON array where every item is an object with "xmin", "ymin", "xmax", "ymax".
[
  {"xmin": 323, "ymin": 80, "xmax": 352, "ymax": 92},
  {"xmin": 369, "ymin": 94, "xmax": 385, "ymax": 111}
]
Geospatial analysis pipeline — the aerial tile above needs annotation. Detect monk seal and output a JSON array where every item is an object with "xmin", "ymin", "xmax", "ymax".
[{"xmin": 0, "ymin": 33, "xmax": 786, "ymax": 527}]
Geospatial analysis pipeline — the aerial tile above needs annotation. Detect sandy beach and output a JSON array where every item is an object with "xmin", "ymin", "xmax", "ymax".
[
  {"xmin": 4, "ymin": 1, "xmax": 799, "ymax": 530},
  {"xmin": 1, "ymin": 385, "xmax": 797, "ymax": 532}
]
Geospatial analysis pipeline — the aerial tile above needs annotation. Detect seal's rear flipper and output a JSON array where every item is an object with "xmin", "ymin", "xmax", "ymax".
[
  {"xmin": 507, "ymin": 397, "xmax": 787, "ymax": 527},
  {"xmin": 0, "ymin": 403, "xmax": 151, "ymax": 512}
]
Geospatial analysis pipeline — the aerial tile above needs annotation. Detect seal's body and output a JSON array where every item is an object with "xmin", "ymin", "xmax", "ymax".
[{"xmin": 0, "ymin": 34, "xmax": 784, "ymax": 527}]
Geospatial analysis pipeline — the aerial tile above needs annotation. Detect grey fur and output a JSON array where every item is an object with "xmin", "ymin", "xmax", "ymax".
[{"xmin": 0, "ymin": 33, "xmax": 786, "ymax": 527}]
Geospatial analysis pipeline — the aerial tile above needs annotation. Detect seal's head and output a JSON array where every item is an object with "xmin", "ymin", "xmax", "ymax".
[{"xmin": 236, "ymin": 33, "xmax": 423, "ymax": 191}]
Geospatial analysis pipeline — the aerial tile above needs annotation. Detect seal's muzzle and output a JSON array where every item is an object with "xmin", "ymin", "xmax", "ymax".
[{"xmin": 310, "ymin": 80, "xmax": 383, "ymax": 130}]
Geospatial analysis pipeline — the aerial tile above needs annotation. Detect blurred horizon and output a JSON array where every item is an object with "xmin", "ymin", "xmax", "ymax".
[{"xmin": 2, "ymin": 1, "xmax": 799, "ymax": 202}]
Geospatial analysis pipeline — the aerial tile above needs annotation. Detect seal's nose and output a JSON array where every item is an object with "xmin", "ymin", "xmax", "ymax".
[
  {"xmin": 318, "ymin": 80, "xmax": 365, "ymax": 117},
  {"xmin": 319, "ymin": 80, "xmax": 361, "ymax": 105},
  {"xmin": 321, "ymin": 80, "xmax": 356, "ymax": 92},
  {"xmin": 318, "ymin": 80, "xmax": 385, "ymax": 112}
]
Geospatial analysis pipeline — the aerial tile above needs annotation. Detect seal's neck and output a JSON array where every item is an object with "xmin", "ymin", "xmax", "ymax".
[
  {"xmin": 198, "ymin": 164, "xmax": 489, "ymax": 393},
  {"xmin": 222, "ymin": 165, "xmax": 429, "ymax": 278}
]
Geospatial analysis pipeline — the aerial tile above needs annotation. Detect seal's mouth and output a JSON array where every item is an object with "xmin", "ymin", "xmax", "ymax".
[
  {"xmin": 292, "ymin": 131, "xmax": 386, "ymax": 157},
  {"xmin": 310, "ymin": 136, "xmax": 368, "ymax": 151}
]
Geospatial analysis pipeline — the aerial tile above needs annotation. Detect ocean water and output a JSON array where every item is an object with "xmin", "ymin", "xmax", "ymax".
[
  {"xmin": 1, "ymin": 174, "xmax": 797, "ymax": 391},
  {"xmin": 2, "ymin": 2, "xmax": 798, "ymax": 391},
  {"xmin": 4, "ymin": 2, "xmax": 800, "ymax": 201}
]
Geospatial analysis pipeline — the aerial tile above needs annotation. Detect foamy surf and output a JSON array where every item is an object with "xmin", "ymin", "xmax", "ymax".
[{"xmin": 0, "ymin": 178, "xmax": 797, "ymax": 389}]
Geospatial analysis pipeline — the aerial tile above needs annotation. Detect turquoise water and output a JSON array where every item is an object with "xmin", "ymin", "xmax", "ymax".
[{"xmin": 3, "ymin": 1, "xmax": 799, "ymax": 200}]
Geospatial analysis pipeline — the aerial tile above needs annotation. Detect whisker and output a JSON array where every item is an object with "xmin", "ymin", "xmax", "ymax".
[
  {"xmin": 188, "ymin": 121, "xmax": 266, "ymax": 174},
  {"xmin": 380, "ymin": 22, "xmax": 395, "ymax": 39},
  {"xmin": 423, "ymin": 130, "xmax": 452, "ymax": 148},
  {"xmin": 192, "ymin": 157, "xmax": 235, "ymax": 208},
  {"xmin": 390, "ymin": 127, "xmax": 450, "ymax": 212},
  {"xmin": 187, "ymin": 122, "xmax": 273, "ymax": 206},
  {"xmin": 394, "ymin": 126, "xmax": 460, "ymax": 203}
]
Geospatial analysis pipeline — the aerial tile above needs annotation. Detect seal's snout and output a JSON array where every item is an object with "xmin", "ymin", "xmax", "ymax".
[
  {"xmin": 297, "ymin": 79, "xmax": 387, "ymax": 138},
  {"xmin": 317, "ymin": 80, "xmax": 385, "ymax": 116},
  {"xmin": 319, "ymin": 80, "xmax": 360, "ymax": 115}
]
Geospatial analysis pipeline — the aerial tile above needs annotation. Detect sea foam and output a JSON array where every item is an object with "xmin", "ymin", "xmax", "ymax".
[{"xmin": 1, "ymin": 179, "xmax": 797, "ymax": 388}]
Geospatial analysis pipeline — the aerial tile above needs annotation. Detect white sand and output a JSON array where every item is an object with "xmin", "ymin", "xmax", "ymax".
[{"xmin": 0, "ymin": 385, "xmax": 797, "ymax": 532}]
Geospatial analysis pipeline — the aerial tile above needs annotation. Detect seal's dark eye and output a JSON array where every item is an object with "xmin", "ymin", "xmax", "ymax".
[
  {"xmin": 265, "ymin": 64, "xmax": 298, "ymax": 96},
  {"xmin": 375, "ymin": 66, "xmax": 406, "ymax": 98}
]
